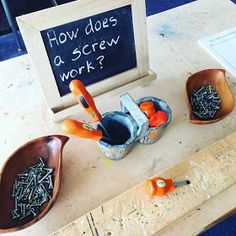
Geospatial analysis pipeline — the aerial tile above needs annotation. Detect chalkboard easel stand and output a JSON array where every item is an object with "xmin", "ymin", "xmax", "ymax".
[{"xmin": 17, "ymin": 0, "xmax": 156, "ymax": 122}]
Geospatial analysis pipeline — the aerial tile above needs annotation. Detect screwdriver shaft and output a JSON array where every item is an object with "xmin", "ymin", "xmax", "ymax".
[
  {"xmin": 174, "ymin": 180, "xmax": 190, "ymax": 187},
  {"xmin": 98, "ymin": 121, "xmax": 111, "ymax": 139}
]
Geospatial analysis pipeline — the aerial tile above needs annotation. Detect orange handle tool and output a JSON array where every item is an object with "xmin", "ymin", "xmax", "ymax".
[
  {"xmin": 61, "ymin": 119, "xmax": 116, "ymax": 144},
  {"xmin": 62, "ymin": 119, "xmax": 103, "ymax": 141},
  {"xmin": 145, "ymin": 177, "xmax": 190, "ymax": 197},
  {"xmin": 149, "ymin": 111, "xmax": 168, "ymax": 127},
  {"xmin": 69, "ymin": 80, "xmax": 102, "ymax": 122},
  {"xmin": 139, "ymin": 101, "xmax": 156, "ymax": 118}
]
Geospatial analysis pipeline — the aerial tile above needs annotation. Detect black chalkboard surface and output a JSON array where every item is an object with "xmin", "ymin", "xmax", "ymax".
[{"xmin": 41, "ymin": 5, "xmax": 137, "ymax": 96}]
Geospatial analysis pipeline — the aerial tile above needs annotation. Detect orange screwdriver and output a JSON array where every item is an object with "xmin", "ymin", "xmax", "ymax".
[
  {"xmin": 61, "ymin": 119, "xmax": 119, "ymax": 145},
  {"xmin": 149, "ymin": 111, "xmax": 168, "ymax": 127},
  {"xmin": 139, "ymin": 101, "xmax": 156, "ymax": 118},
  {"xmin": 145, "ymin": 176, "xmax": 190, "ymax": 197},
  {"xmin": 69, "ymin": 80, "xmax": 110, "ymax": 138},
  {"xmin": 139, "ymin": 101, "xmax": 168, "ymax": 127}
]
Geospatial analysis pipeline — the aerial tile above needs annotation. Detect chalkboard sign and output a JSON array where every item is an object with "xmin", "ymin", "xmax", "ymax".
[
  {"xmin": 41, "ymin": 5, "xmax": 136, "ymax": 96},
  {"xmin": 17, "ymin": 0, "xmax": 154, "ymax": 121}
]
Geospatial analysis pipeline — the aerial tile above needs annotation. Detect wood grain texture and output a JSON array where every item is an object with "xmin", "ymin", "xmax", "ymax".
[
  {"xmin": 1, "ymin": 1, "xmax": 236, "ymax": 235},
  {"xmin": 0, "ymin": 136, "xmax": 69, "ymax": 233},
  {"xmin": 51, "ymin": 132, "xmax": 236, "ymax": 236},
  {"xmin": 186, "ymin": 69, "xmax": 234, "ymax": 124}
]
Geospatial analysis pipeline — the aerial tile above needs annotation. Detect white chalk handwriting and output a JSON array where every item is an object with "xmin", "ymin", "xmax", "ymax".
[{"xmin": 45, "ymin": 15, "xmax": 121, "ymax": 81}]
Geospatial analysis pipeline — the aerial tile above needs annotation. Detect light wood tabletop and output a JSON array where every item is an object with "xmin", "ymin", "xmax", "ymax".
[{"xmin": 0, "ymin": 0, "xmax": 236, "ymax": 235}]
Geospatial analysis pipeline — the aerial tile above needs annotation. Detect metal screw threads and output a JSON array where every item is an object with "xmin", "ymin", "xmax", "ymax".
[
  {"xmin": 190, "ymin": 85, "xmax": 221, "ymax": 120},
  {"xmin": 11, "ymin": 157, "xmax": 54, "ymax": 220}
]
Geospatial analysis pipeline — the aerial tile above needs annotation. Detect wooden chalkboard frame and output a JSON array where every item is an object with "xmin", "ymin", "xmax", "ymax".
[{"xmin": 17, "ymin": 0, "xmax": 156, "ymax": 121}]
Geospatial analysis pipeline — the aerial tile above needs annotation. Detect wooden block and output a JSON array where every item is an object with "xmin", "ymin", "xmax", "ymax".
[{"xmin": 51, "ymin": 132, "xmax": 236, "ymax": 236}]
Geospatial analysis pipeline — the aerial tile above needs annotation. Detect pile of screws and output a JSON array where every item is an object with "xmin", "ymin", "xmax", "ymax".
[
  {"xmin": 11, "ymin": 157, "xmax": 53, "ymax": 220},
  {"xmin": 190, "ymin": 85, "xmax": 221, "ymax": 120}
]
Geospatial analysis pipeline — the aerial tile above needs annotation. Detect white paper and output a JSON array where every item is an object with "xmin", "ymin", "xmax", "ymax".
[{"xmin": 198, "ymin": 27, "xmax": 236, "ymax": 77}]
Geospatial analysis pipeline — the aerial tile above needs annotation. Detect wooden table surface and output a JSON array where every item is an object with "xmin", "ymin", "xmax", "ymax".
[
  {"xmin": 0, "ymin": 0, "xmax": 236, "ymax": 235},
  {"xmin": 51, "ymin": 131, "xmax": 236, "ymax": 236}
]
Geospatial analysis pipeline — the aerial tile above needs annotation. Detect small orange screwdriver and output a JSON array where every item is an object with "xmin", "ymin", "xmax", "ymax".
[
  {"xmin": 139, "ymin": 101, "xmax": 168, "ymax": 127},
  {"xmin": 145, "ymin": 177, "xmax": 190, "ymax": 197},
  {"xmin": 69, "ymin": 80, "xmax": 111, "ymax": 138},
  {"xmin": 139, "ymin": 101, "xmax": 156, "ymax": 118},
  {"xmin": 61, "ymin": 119, "xmax": 119, "ymax": 145}
]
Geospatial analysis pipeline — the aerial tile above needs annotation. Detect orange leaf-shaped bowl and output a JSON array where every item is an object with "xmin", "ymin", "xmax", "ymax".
[
  {"xmin": 186, "ymin": 69, "xmax": 234, "ymax": 124},
  {"xmin": 0, "ymin": 135, "xmax": 69, "ymax": 233}
]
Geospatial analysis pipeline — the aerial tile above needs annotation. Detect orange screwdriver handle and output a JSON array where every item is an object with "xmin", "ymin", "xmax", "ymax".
[
  {"xmin": 69, "ymin": 80, "xmax": 102, "ymax": 122},
  {"xmin": 61, "ymin": 119, "xmax": 103, "ymax": 141},
  {"xmin": 139, "ymin": 101, "xmax": 156, "ymax": 118},
  {"xmin": 149, "ymin": 111, "xmax": 168, "ymax": 127},
  {"xmin": 145, "ymin": 177, "xmax": 175, "ymax": 197}
]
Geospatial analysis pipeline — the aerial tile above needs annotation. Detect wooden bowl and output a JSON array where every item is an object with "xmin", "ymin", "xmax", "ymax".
[
  {"xmin": 0, "ymin": 135, "xmax": 69, "ymax": 233},
  {"xmin": 186, "ymin": 69, "xmax": 234, "ymax": 124}
]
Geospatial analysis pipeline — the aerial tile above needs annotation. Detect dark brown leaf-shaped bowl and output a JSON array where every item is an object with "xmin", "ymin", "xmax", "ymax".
[
  {"xmin": 0, "ymin": 135, "xmax": 69, "ymax": 233},
  {"xmin": 186, "ymin": 69, "xmax": 234, "ymax": 124}
]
